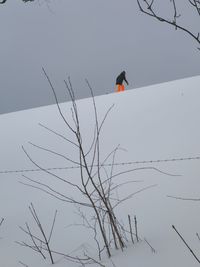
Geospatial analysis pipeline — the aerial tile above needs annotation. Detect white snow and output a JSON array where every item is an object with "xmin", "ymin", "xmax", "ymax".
[{"xmin": 1, "ymin": 75, "xmax": 200, "ymax": 267}]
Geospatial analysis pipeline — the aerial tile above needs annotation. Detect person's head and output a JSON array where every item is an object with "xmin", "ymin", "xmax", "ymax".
[{"xmin": 122, "ymin": 71, "xmax": 126, "ymax": 75}]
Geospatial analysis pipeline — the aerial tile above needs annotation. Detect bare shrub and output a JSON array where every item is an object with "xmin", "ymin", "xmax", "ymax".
[
  {"xmin": 20, "ymin": 70, "xmax": 177, "ymax": 264},
  {"xmin": 17, "ymin": 203, "xmax": 57, "ymax": 264}
]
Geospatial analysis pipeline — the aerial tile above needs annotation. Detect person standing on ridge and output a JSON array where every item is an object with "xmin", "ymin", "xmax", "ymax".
[{"xmin": 115, "ymin": 71, "xmax": 129, "ymax": 92}]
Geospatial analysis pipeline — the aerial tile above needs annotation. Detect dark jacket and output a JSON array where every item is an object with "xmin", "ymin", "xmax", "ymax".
[{"xmin": 116, "ymin": 71, "xmax": 129, "ymax": 85}]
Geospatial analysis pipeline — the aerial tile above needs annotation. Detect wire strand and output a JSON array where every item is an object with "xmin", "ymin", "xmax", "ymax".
[{"xmin": 0, "ymin": 155, "xmax": 200, "ymax": 174}]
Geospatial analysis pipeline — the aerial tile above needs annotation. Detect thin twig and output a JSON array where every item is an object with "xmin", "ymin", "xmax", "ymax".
[
  {"xmin": 19, "ymin": 261, "xmax": 29, "ymax": 267},
  {"xmin": 172, "ymin": 225, "xmax": 200, "ymax": 264},
  {"xmin": 167, "ymin": 195, "xmax": 200, "ymax": 201},
  {"xmin": 144, "ymin": 238, "xmax": 156, "ymax": 253},
  {"xmin": 196, "ymin": 232, "xmax": 200, "ymax": 242},
  {"xmin": 0, "ymin": 218, "xmax": 4, "ymax": 227},
  {"xmin": 134, "ymin": 216, "xmax": 139, "ymax": 242},
  {"xmin": 128, "ymin": 215, "xmax": 134, "ymax": 244}
]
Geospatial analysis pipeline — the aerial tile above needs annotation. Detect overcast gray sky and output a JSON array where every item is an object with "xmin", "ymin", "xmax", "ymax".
[{"xmin": 0, "ymin": 0, "xmax": 199, "ymax": 114}]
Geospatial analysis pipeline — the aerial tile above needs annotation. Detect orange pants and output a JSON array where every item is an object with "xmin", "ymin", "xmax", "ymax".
[{"xmin": 116, "ymin": 84, "xmax": 125, "ymax": 92}]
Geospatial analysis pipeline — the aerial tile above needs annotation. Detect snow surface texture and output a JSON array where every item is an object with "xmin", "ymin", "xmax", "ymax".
[{"xmin": 0, "ymin": 75, "xmax": 200, "ymax": 267}]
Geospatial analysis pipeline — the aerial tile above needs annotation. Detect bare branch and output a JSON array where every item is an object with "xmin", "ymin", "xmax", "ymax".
[
  {"xmin": 0, "ymin": 218, "xmax": 4, "ymax": 227},
  {"xmin": 22, "ymin": 145, "xmax": 84, "ymax": 192},
  {"xmin": 28, "ymin": 141, "xmax": 81, "ymax": 167},
  {"xmin": 48, "ymin": 210, "xmax": 57, "ymax": 243},
  {"xmin": 18, "ymin": 204, "xmax": 57, "ymax": 264},
  {"xmin": 19, "ymin": 261, "xmax": 29, "ymax": 267},
  {"xmin": 144, "ymin": 238, "xmax": 156, "ymax": 253},
  {"xmin": 113, "ymin": 184, "xmax": 157, "ymax": 209},
  {"xmin": 128, "ymin": 215, "xmax": 134, "ymax": 244},
  {"xmin": 38, "ymin": 123, "xmax": 79, "ymax": 148},
  {"xmin": 42, "ymin": 67, "xmax": 76, "ymax": 133},
  {"xmin": 167, "ymin": 195, "xmax": 200, "ymax": 201},
  {"xmin": 188, "ymin": 0, "xmax": 200, "ymax": 15},
  {"xmin": 137, "ymin": 0, "xmax": 200, "ymax": 47},
  {"xmin": 172, "ymin": 225, "xmax": 200, "ymax": 264}
]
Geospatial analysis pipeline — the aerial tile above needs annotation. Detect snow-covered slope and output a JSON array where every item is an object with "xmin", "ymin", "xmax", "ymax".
[{"xmin": 1, "ymin": 75, "xmax": 200, "ymax": 267}]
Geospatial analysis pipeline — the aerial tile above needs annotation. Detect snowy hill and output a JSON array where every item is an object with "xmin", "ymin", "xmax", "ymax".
[{"xmin": 1, "ymin": 75, "xmax": 200, "ymax": 267}]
